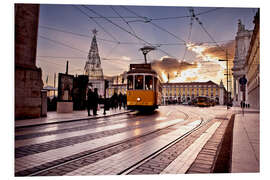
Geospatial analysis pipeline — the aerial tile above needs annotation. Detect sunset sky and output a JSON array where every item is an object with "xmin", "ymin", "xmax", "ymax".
[{"xmin": 36, "ymin": 4, "xmax": 258, "ymax": 89}]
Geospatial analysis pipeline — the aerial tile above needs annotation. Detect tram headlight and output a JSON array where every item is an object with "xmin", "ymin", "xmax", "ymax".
[{"xmin": 137, "ymin": 97, "xmax": 141, "ymax": 102}]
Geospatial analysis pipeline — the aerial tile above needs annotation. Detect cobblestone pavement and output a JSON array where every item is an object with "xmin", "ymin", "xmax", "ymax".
[{"xmin": 15, "ymin": 105, "xmax": 231, "ymax": 176}]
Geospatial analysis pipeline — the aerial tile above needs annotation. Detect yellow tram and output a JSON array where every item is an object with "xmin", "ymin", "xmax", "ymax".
[
  {"xmin": 196, "ymin": 96, "xmax": 211, "ymax": 107},
  {"xmin": 126, "ymin": 64, "xmax": 162, "ymax": 111}
]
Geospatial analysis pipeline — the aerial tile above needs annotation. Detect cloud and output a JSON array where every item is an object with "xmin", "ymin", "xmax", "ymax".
[
  {"xmin": 121, "ymin": 56, "xmax": 131, "ymax": 61},
  {"xmin": 150, "ymin": 40, "xmax": 235, "ymax": 86},
  {"xmin": 151, "ymin": 57, "xmax": 198, "ymax": 82},
  {"xmin": 202, "ymin": 40, "xmax": 235, "ymax": 60}
]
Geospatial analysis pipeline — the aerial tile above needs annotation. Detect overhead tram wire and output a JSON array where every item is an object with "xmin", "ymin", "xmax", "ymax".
[
  {"xmin": 195, "ymin": 7, "xmax": 224, "ymax": 16},
  {"xmin": 139, "ymin": 7, "xmax": 223, "ymax": 21},
  {"xmin": 40, "ymin": 25, "xmax": 145, "ymax": 45},
  {"xmin": 37, "ymin": 56, "xmax": 86, "ymax": 60},
  {"xmin": 182, "ymin": 8, "xmax": 194, "ymax": 61},
  {"xmin": 121, "ymin": 6, "xmax": 186, "ymax": 44},
  {"xmin": 195, "ymin": 18, "xmax": 234, "ymax": 58},
  {"xmin": 38, "ymin": 35, "xmax": 88, "ymax": 54},
  {"xmin": 110, "ymin": 6, "xmax": 143, "ymax": 45},
  {"xmin": 40, "ymin": 24, "xmax": 229, "ymax": 47},
  {"xmin": 73, "ymin": 5, "xmax": 120, "ymax": 43},
  {"xmin": 37, "ymin": 55, "xmax": 144, "ymax": 62},
  {"xmin": 67, "ymin": 7, "xmax": 222, "ymax": 22},
  {"xmin": 104, "ymin": 43, "xmax": 119, "ymax": 58},
  {"xmin": 191, "ymin": 9, "xmax": 234, "ymax": 58},
  {"xmin": 40, "ymin": 25, "xmax": 90, "ymax": 38},
  {"xmin": 80, "ymin": 5, "xmax": 175, "ymax": 58}
]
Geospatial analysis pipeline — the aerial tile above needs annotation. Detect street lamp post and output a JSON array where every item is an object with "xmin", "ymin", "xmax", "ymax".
[
  {"xmin": 140, "ymin": 46, "xmax": 156, "ymax": 64},
  {"xmin": 219, "ymin": 49, "xmax": 230, "ymax": 110}
]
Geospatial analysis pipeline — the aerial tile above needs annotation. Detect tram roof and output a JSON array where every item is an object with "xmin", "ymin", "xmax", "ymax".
[
  {"xmin": 127, "ymin": 69, "xmax": 157, "ymax": 74},
  {"xmin": 127, "ymin": 63, "xmax": 157, "ymax": 74}
]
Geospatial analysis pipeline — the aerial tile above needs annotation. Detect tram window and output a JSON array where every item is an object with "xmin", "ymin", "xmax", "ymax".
[
  {"xmin": 135, "ymin": 75, "xmax": 144, "ymax": 90},
  {"xmin": 145, "ymin": 75, "xmax": 153, "ymax": 90},
  {"xmin": 127, "ymin": 75, "xmax": 133, "ymax": 90}
]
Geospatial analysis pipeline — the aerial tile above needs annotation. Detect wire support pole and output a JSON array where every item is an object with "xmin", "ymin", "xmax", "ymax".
[
  {"xmin": 219, "ymin": 49, "xmax": 230, "ymax": 110},
  {"xmin": 226, "ymin": 49, "xmax": 229, "ymax": 110}
]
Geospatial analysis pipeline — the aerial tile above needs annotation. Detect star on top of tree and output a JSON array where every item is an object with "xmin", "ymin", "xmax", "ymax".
[{"xmin": 92, "ymin": 28, "xmax": 98, "ymax": 35}]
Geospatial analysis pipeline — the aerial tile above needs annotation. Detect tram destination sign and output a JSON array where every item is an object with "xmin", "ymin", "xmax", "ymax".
[{"xmin": 130, "ymin": 64, "xmax": 151, "ymax": 70}]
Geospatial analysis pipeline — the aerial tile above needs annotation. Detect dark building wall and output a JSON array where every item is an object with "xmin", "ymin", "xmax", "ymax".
[
  {"xmin": 15, "ymin": 4, "xmax": 44, "ymax": 119},
  {"xmin": 15, "ymin": 4, "xmax": 39, "ymax": 69},
  {"xmin": 73, "ymin": 75, "xmax": 89, "ymax": 110}
]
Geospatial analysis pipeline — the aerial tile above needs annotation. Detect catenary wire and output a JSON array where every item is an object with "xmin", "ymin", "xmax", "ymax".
[
  {"xmin": 73, "ymin": 6, "xmax": 120, "ymax": 43},
  {"xmin": 39, "ymin": 35, "xmax": 88, "ymax": 54},
  {"xmin": 182, "ymin": 8, "xmax": 194, "ymax": 61},
  {"xmin": 80, "ymin": 5, "xmax": 175, "ymax": 58},
  {"xmin": 110, "ymin": 6, "xmax": 143, "ymax": 45},
  {"xmin": 40, "ymin": 24, "xmax": 232, "ymax": 47},
  {"xmin": 121, "ymin": 6, "xmax": 186, "ymax": 44}
]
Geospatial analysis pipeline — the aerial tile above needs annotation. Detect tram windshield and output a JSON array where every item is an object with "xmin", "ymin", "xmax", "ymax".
[
  {"xmin": 135, "ymin": 75, "xmax": 144, "ymax": 90},
  {"xmin": 145, "ymin": 75, "xmax": 153, "ymax": 90},
  {"xmin": 127, "ymin": 75, "xmax": 133, "ymax": 90}
]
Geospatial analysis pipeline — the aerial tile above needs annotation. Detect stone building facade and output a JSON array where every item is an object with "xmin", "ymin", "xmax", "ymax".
[
  {"xmin": 15, "ymin": 4, "xmax": 44, "ymax": 119},
  {"xmin": 106, "ymin": 80, "xmax": 227, "ymax": 105},
  {"xmin": 232, "ymin": 20, "xmax": 253, "ymax": 106},
  {"xmin": 246, "ymin": 11, "xmax": 260, "ymax": 109},
  {"xmin": 161, "ymin": 81, "xmax": 226, "ymax": 105}
]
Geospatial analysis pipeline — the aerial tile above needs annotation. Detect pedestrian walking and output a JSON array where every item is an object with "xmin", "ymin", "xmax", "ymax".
[
  {"xmin": 87, "ymin": 88, "xmax": 94, "ymax": 116},
  {"xmin": 111, "ymin": 92, "xmax": 118, "ymax": 111},
  {"xmin": 118, "ymin": 92, "xmax": 123, "ymax": 110},
  {"xmin": 123, "ymin": 93, "xmax": 127, "ymax": 109},
  {"xmin": 93, "ymin": 88, "xmax": 99, "ymax": 115}
]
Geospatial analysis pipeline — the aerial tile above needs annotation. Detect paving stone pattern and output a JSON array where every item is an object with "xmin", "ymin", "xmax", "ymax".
[
  {"xmin": 128, "ymin": 119, "xmax": 217, "ymax": 174},
  {"xmin": 16, "ymin": 117, "xmax": 191, "ymax": 176},
  {"xmin": 15, "ymin": 117, "xmax": 176, "ymax": 158},
  {"xmin": 64, "ymin": 121, "xmax": 200, "ymax": 175},
  {"xmin": 19, "ymin": 125, "xmax": 178, "ymax": 176},
  {"xmin": 15, "ymin": 114, "xmax": 138, "ymax": 140},
  {"xmin": 186, "ymin": 115, "xmax": 232, "ymax": 173}
]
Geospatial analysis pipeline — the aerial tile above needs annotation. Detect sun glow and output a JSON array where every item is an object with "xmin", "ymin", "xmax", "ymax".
[
  {"xmin": 161, "ymin": 71, "xmax": 168, "ymax": 82},
  {"xmin": 170, "ymin": 43, "xmax": 226, "ymax": 84}
]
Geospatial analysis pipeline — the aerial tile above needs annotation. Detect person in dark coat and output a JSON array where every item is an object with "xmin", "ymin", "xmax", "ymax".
[
  {"xmin": 93, "ymin": 88, "xmax": 99, "ymax": 115},
  {"xmin": 123, "ymin": 93, "xmax": 127, "ymax": 109},
  {"xmin": 111, "ymin": 92, "xmax": 118, "ymax": 110},
  {"xmin": 87, "ymin": 88, "xmax": 93, "ymax": 116},
  {"xmin": 118, "ymin": 92, "xmax": 123, "ymax": 110}
]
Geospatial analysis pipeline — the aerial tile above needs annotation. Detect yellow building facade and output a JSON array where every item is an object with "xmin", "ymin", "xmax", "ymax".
[
  {"xmin": 106, "ymin": 80, "xmax": 226, "ymax": 105},
  {"xmin": 162, "ymin": 81, "xmax": 224, "ymax": 104}
]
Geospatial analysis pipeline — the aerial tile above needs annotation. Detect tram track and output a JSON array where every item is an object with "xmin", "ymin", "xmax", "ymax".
[
  {"xmin": 120, "ymin": 107, "xmax": 215, "ymax": 175},
  {"xmin": 15, "ymin": 106, "xmax": 218, "ymax": 176},
  {"xmin": 15, "ymin": 110, "xmax": 180, "ymax": 147},
  {"xmin": 15, "ymin": 112, "xmax": 146, "ymax": 140},
  {"xmin": 15, "ymin": 111, "xmax": 135, "ymax": 132},
  {"xmin": 20, "ymin": 108, "xmax": 191, "ymax": 176}
]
